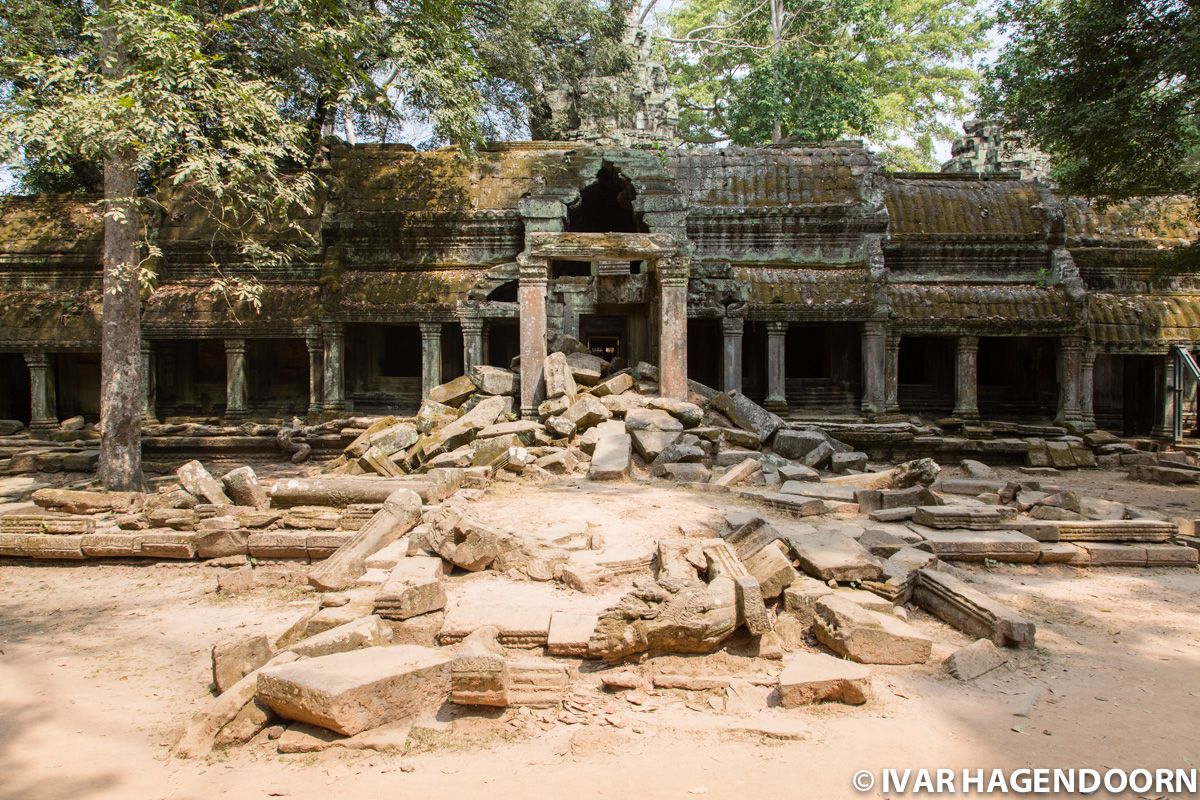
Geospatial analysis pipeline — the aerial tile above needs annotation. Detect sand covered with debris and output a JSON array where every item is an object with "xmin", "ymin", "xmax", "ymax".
[{"xmin": 2, "ymin": 474, "xmax": 1198, "ymax": 800}]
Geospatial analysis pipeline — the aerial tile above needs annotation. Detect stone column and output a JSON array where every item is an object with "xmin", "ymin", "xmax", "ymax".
[
  {"xmin": 322, "ymin": 324, "xmax": 346, "ymax": 413},
  {"xmin": 860, "ymin": 320, "xmax": 887, "ymax": 416},
  {"xmin": 721, "ymin": 315, "xmax": 744, "ymax": 393},
  {"xmin": 419, "ymin": 321, "xmax": 443, "ymax": 399},
  {"xmin": 1055, "ymin": 335, "xmax": 1084, "ymax": 428},
  {"xmin": 885, "ymin": 333, "xmax": 901, "ymax": 414},
  {"xmin": 140, "ymin": 340, "xmax": 157, "ymax": 423},
  {"xmin": 658, "ymin": 257, "xmax": 690, "ymax": 401},
  {"xmin": 481, "ymin": 323, "xmax": 491, "ymax": 367},
  {"xmin": 224, "ymin": 338, "xmax": 248, "ymax": 420},
  {"xmin": 461, "ymin": 316, "xmax": 484, "ymax": 373},
  {"xmin": 305, "ymin": 335, "xmax": 324, "ymax": 417},
  {"xmin": 518, "ymin": 255, "xmax": 549, "ymax": 419},
  {"xmin": 953, "ymin": 335, "xmax": 980, "ymax": 421},
  {"xmin": 1080, "ymin": 346, "xmax": 1097, "ymax": 431},
  {"xmin": 1151, "ymin": 352, "xmax": 1178, "ymax": 439},
  {"xmin": 764, "ymin": 321, "xmax": 788, "ymax": 412},
  {"xmin": 24, "ymin": 352, "xmax": 57, "ymax": 433}
]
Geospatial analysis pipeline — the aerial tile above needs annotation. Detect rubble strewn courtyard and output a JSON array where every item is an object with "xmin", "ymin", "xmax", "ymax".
[{"xmin": 2, "ymin": 352, "xmax": 1199, "ymax": 799}]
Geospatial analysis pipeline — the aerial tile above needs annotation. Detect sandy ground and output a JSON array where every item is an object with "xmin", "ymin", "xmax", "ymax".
[{"xmin": 2, "ymin": 470, "xmax": 1199, "ymax": 800}]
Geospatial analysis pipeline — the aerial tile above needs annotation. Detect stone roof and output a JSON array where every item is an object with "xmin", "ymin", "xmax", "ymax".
[
  {"xmin": 736, "ymin": 266, "xmax": 872, "ymax": 320},
  {"xmin": 1064, "ymin": 196, "xmax": 1197, "ymax": 247},
  {"xmin": 890, "ymin": 284, "xmax": 1079, "ymax": 334},
  {"xmin": 330, "ymin": 269, "xmax": 485, "ymax": 321},
  {"xmin": 0, "ymin": 289, "xmax": 102, "ymax": 348},
  {"xmin": 0, "ymin": 195, "xmax": 103, "ymax": 256},
  {"xmin": 885, "ymin": 175, "xmax": 1047, "ymax": 241},
  {"xmin": 1088, "ymin": 293, "xmax": 1200, "ymax": 348},
  {"xmin": 142, "ymin": 283, "xmax": 322, "ymax": 336}
]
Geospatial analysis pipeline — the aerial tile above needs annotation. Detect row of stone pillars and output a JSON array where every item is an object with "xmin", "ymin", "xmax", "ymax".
[{"xmin": 713, "ymin": 321, "xmax": 1099, "ymax": 429}]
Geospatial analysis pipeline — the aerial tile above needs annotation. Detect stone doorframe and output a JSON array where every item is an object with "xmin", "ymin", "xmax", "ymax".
[{"xmin": 517, "ymin": 231, "xmax": 689, "ymax": 418}]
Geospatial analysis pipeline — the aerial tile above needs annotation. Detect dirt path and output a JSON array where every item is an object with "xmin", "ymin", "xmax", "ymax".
[{"xmin": 2, "ymin": 478, "xmax": 1199, "ymax": 800}]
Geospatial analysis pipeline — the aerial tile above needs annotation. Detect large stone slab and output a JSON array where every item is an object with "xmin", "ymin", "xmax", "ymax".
[
  {"xmin": 374, "ymin": 556, "xmax": 446, "ymax": 620},
  {"xmin": 912, "ymin": 527, "xmax": 1041, "ymax": 563},
  {"xmin": 913, "ymin": 569, "xmax": 1035, "ymax": 648},
  {"xmin": 542, "ymin": 352, "xmax": 578, "ymax": 400},
  {"xmin": 588, "ymin": 434, "xmax": 632, "ymax": 481},
  {"xmin": 470, "ymin": 365, "xmax": 519, "ymax": 396},
  {"xmin": 429, "ymin": 374, "xmax": 476, "ymax": 407},
  {"xmin": 177, "ymin": 460, "xmax": 232, "ymax": 505},
  {"xmin": 256, "ymin": 645, "xmax": 453, "ymax": 736},
  {"xmin": 778, "ymin": 651, "xmax": 871, "ymax": 706},
  {"xmin": 562, "ymin": 395, "xmax": 612, "ymax": 431},
  {"xmin": 813, "ymin": 594, "xmax": 931, "ymax": 665},
  {"xmin": 1017, "ymin": 519, "xmax": 1176, "ymax": 543},
  {"xmin": 712, "ymin": 391, "xmax": 783, "ymax": 443},
  {"xmin": 630, "ymin": 428, "xmax": 681, "ymax": 461},
  {"xmin": 790, "ymin": 531, "xmax": 883, "ymax": 583},
  {"xmin": 286, "ymin": 615, "xmax": 394, "ymax": 658},
  {"xmin": 945, "ymin": 639, "xmax": 1011, "ymax": 680},
  {"xmin": 912, "ymin": 505, "xmax": 1009, "ymax": 530}
]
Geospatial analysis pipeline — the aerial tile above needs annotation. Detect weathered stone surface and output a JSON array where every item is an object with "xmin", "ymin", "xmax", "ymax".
[
  {"xmin": 778, "ymin": 463, "xmax": 820, "ymax": 482},
  {"xmin": 790, "ymin": 532, "xmax": 883, "ymax": 583},
  {"xmin": 802, "ymin": 442, "xmax": 834, "ymax": 469},
  {"xmin": 256, "ymin": 645, "xmax": 453, "ymax": 736},
  {"xmin": 813, "ymin": 594, "xmax": 931, "ymax": 665},
  {"xmin": 630, "ymin": 428, "xmax": 681, "ymax": 461},
  {"xmin": 213, "ymin": 635, "xmax": 274, "ymax": 694},
  {"xmin": 660, "ymin": 463, "xmax": 712, "ymax": 483},
  {"xmin": 419, "ymin": 396, "xmax": 511, "ymax": 458},
  {"xmin": 1018, "ymin": 519, "xmax": 1175, "ymax": 543},
  {"xmin": 547, "ymin": 611, "xmax": 600, "ymax": 656},
  {"xmin": 429, "ymin": 374, "xmax": 476, "ymax": 407},
  {"xmin": 271, "ymin": 473, "xmax": 459, "ymax": 507},
  {"xmin": 961, "ymin": 459, "xmax": 997, "ymax": 479},
  {"xmin": 542, "ymin": 352, "xmax": 578, "ymax": 400},
  {"xmin": 1079, "ymin": 496, "xmax": 1126, "ymax": 521},
  {"xmin": 646, "ymin": 397, "xmax": 704, "ymax": 427},
  {"xmin": 588, "ymin": 434, "xmax": 632, "ymax": 481},
  {"xmin": 221, "ymin": 466, "xmax": 270, "ymax": 510},
  {"xmin": 741, "ymin": 542, "xmax": 798, "ymax": 599},
  {"xmin": 562, "ymin": 395, "xmax": 612, "ymax": 430},
  {"xmin": 747, "ymin": 491, "xmax": 829, "ymax": 517},
  {"xmin": 308, "ymin": 489, "xmax": 423, "ymax": 591},
  {"xmin": 912, "ymin": 505, "xmax": 1007, "ymax": 530},
  {"xmin": 772, "ymin": 430, "xmax": 827, "ymax": 461},
  {"xmin": 914, "ymin": 528, "xmax": 1041, "ymax": 563},
  {"xmin": 425, "ymin": 507, "xmax": 521, "ymax": 571},
  {"xmin": 713, "ymin": 458, "xmax": 762, "ymax": 488},
  {"xmin": 778, "ymin": 651, "xmax": 871, "ymax": 706},
  {"xmin": 31, "ymin": 488, "xmax": 142, "ymax": 515},
  {"xmin": 913, "ymin": 569, "xmax": 1035, "ymax": 648},
  {"xmin": 937, "ymin": 478, "xmax": 1006, "ymax": 495},
  {"xmin": 248, "ymin": 531, "xmax": 308, "ymax": 559},
  {"xmin": 625, "ymin": 408, "xmax": 684, "ymax": 432},
  {"xmin": 830, "ymin": 452, "xmax": 868, "ymax": 473},
  {"xmin": 945, "ymin": 639, "xmax": 1011, "ymax": 680},
  {"xmin": 470, "ymin": 365, "xmax": 519, "ymax": 396},
  {"xmin": 782, "ymin": 576, "xmax": 834, "ymax": 628},
  {"xmin": 588, "ymin": 576, "xmax": 738, "ymax": 662},
  {"xmin": 544, "ymin": 415, "xmax": 577, "ymax": 439},
  {"xmin": 565, "ymin": 351, "xmax": 606, "ymax": 385},
  {"xmin": 287, "ymin": 615, "xmax": 394, "ymax": 658},
  {"xmin": 855, "ymin": 486, "xmax": 940, "ymax": 513},
  {"xmin": 177, "ymin": 460, "xmax": 232, "ymax": 506},
  {"xmin": 712, "ymin": 391, "xmax": 782, "ymax": 443},
  {"xmin": 1072, "ymin": 541, "xmax": 1199, "ymax": 567},
  {"xmin": 592, "ymin": 372, "xmax": 634, "ymax": 398},
  {"xmin": 374, "ymin": 556, "xmax": 445, "ymax": 620}
]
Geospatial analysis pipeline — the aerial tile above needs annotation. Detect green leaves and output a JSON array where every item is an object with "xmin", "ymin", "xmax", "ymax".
[
  {"xmin": 665, "ymin": 0, "xmax": 986, "ymax": 165},
  {"xmin": 985, "ymin": 0, "xmax": 1200, "ymax": 200}
]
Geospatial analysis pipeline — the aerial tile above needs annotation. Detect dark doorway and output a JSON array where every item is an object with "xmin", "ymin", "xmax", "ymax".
[
  {"xmin": 345, "ymin": 324, "xmax": 421, "ymax": 414},
  {"xmin": 155, "ymin": 340, "xmax": 227, "ymax": 418},
  {"xmin": 246, "ymin": 338, "xmax": 308, "ymax": 417},
  {"xmin": 687, "ymin": 318, "xmax": 722, "ymax": 390},
  {"xmin": 784, "ymin": 324, "xmax": 861, "ymax": 412},
  {"xmin": 487, "ymin": 321, "xmax": 520, "ymax": 369},
  {"xmin": 580, "ymin": 314, "xmax": 627, "ymax": 361},
  {"xmin": 898, "ymin": 336, "xmax": 955, "ymax": 414},
  {"xmin": 54, "ymin": 352, "xmax": 101, "ymax": 422},
  {"xmin": 977, "ymin": 337, "xmax": 1056, "ymax": 420},
  {"xmin": 0, "ymin": 353, "xmax": 31, "ymax": 424}
]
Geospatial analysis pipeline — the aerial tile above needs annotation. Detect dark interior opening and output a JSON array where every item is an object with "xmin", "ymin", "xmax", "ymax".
[
  {"xmin": 785, "ymin": 327, "xmax": 829, "ymax": 379},
  {"xmin": 246, "ymin": 338, "xmax": 308, "ymax": 416},
  {"xmin": 487, "ymin": 322, "xmax": 520, "ymax": 369},
  {"xmin": 487, "ymin": 280, "xmax": 518, "ymax": 302},
  {"xmin": 687, "ymin": 318, "xmax": 722, "ymax": 390},
  {"xmin": 898, "ymin": 336, "xmax": 955, "ymax": 414},
  {"xmin": 0, "ymin": 353, "xmax": 31, "ymax": 424},
  {"xmin": 781, "ymin": 324, "xmax": 861, "ymax": 413},
  {"xmin": 155, "ymin": 339, "xmax": 227, "ymax": 418},
  {"xmin": 977, "ymin": 336, "xmax": 1056, "ymax": 420},
  {"xmin": 1095, "ymin": 353, "xmax": 1157, "ymax": 435},
  {"xmin": 441, "ymin": 324, "xmax": 464, "ymax": 381},
  {"xmin": 380, "ymin": 325, "xmax": 422, "ymax": 378},
  {"xmin": 579, "ymin": 314, "xmax": 628, "ymax": 362},
  {"xmin": 567, "ymin": 162, "xmax": 644, "ymax": 234}
]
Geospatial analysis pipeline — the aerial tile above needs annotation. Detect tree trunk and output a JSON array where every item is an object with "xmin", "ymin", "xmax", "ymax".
[
  {"xmin": 98, "ymin": 150, "xmax": 144, "ymax": 491},
  {"xmin": 770, "ymin": 0, "xmax": 784, "ymax": 144}
]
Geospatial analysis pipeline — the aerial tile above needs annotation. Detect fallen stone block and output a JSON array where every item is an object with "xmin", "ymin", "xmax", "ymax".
[
  {"xmin": 778, "ymin": 651, "xmax": 871, "ymax": 706},
  {"xmin": 306, "ymin": 531, "xmax": 354, "ymax": 560},
  {"xmin": 429, "ymin": 374, "xmax": 476, "ymax": 407},
  {"xmin": 913, "ymin": 569, "xmax": 1035, "ymax": 649},
  {"xmin": 136, "ymin": 531, "xmax": 197, "ymax": 559},
  {"xmin": 470, "ymin": 365, "xmax": 519, "ymax": 396},
  {"xmin": 256, "ymin": 645, "xmax": 453, "ymax": 736},
  {"xmin": 702, "ymin": 539, "xmax": 773, "ymax": 628},
  {"xmin": 742, "ymin": 491, "xmax": 828, "ymax": 517},
  {"xmin": 1073, "ymin": 542, "xmax": 1199, "ymax": 567},
  {"xmin": 213, "ymin": 635, "xmax": 274, "ymax": 694},
  {"xmin": 308, "ymin": 488, "xmax": 423, "ymax": 591},
  {"xmin": 547, "ymin": 611, "xmax": 600, "ymax": 656},
  {"xmin": 659, "ymin": 463, "xmax": 711, "ymax": 483},
  {"xmin": 1019, "ymin": 519, "xmax": 1175, "ymax": 543},
  {"xmin": 712, "ymin": 458, "xmax": 762, "ymax": 488},
  {"xmin": 588, "ymin": 434, "xmax": 632, "ymax": 481},
  {"xmin": 630, "ymin": 428, "xmax": 681, "ymax": 461},
  {"xmin": 912, "ymin": 505, "xmax": 1008, "ymax": 530},
  {"xmin": 813, "ymin": 594, "xmax": 931, "ymax": 665},
  {"xmin": 588, "ymin": 576, "xmax": 737, "ymax": 662},
  {"xmin": 221, "ymin": 466, "xmax": 270, "ymax": 510},
  {"xmin": 0, "ymin": 514, "xmax": 95, "ymax": 535},
  {"xmin": 565, "ymin": 351, "xmax": 606, "ymax": 385},
  {"xmin": 31, "ymin": 488, "xmax": 142, "ymax": 515},
  {"xmin": 562, "ymin": 395, "xmax": 612, "ymax": 431},
  {"xmin": 625, "ymin": 408, "xmax": 684, "ymax": 432},
  {"xmin": 855, "ymin": 485, "xmax": 940, "ymax": 513},
  {"xmin": 177, "ymin": 460, "xmax": 233, "ymax": 505},
  {"xmin": 271, "ymin": 473, "xmax": 459, "ymax": 507},
  {"xmin": 374, "ymin": 556, "xmax": 446, "ymax": 620},
  {"xmin": 591, "ymin": 372, "xmax": 633, "ymax": 398},
  {"xmin": 790, "ymin": 531, "xmax": 883, "ymax": 583},
  {"xmin": 936, "ymin": 478, "xmax": 1006, "ymax": 496},
  {"xmin": 286, "ymin": 615, "xmax": 394, "ymax": 658},
  {"xmin": 80, "ymin": 532, "xmax": 141, "ymax": 558},
  {"xmin": 248, "ymin": 531, "xmax": 309, "ymax": 560},
  {"xmin": 945, "ymin": 639, "xmax": 1011, "ymax": 680},
  {"xmin": 830, "ymin": 451, "xmax": 868, "ymax": 473},
  {"xmin": 438, "ymin": 603, "xmax": 553, "ymax": 648},
  {"xmin": 913, "ymin": 528, "xmax": 1041, "ymax": 563},
  {"xmin": 712, "ymin": 391, "xmax": 782, "ymax": 443}
]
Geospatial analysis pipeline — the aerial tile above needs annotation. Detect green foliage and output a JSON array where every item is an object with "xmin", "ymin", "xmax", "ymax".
[
  {"xmin": 983, "ymin": 0, "xmax": 1200, "ymax": 200},
  {"xmin": 665, "ymin": 0, "xmax": 987, "ymax": 166}
]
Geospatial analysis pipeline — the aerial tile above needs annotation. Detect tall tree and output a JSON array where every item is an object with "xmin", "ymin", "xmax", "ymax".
[
  {"xmin": 983, "ymin": 0, "xmax": 1200, "ymax": 200},
  {"xmin": 663, "ymin": 0, "xmax": 986, "ymax": 167},
  {"xmin": 1, "ymin": 0, "xmax": 485, "ymax": 489}
]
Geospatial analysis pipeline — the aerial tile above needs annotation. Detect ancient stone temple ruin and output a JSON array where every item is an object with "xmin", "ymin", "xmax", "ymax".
[{"xmin": 1, "ymin": 130, "xmax": 1197, "ymax": 440}]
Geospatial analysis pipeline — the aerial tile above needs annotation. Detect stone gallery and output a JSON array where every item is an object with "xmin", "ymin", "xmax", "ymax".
[{"xmin": 1, "ymin": 121, "xmax": 1197, "ymax": 441}]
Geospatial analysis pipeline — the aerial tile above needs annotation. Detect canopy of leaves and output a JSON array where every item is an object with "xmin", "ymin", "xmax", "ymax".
[
  {"xmin": 983, "ymin": 0, "xmax": 1200, "ymax": 200},
  {"xmin": 665, "ymin": 0, "xmax": 987, "ymax": 168}
]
